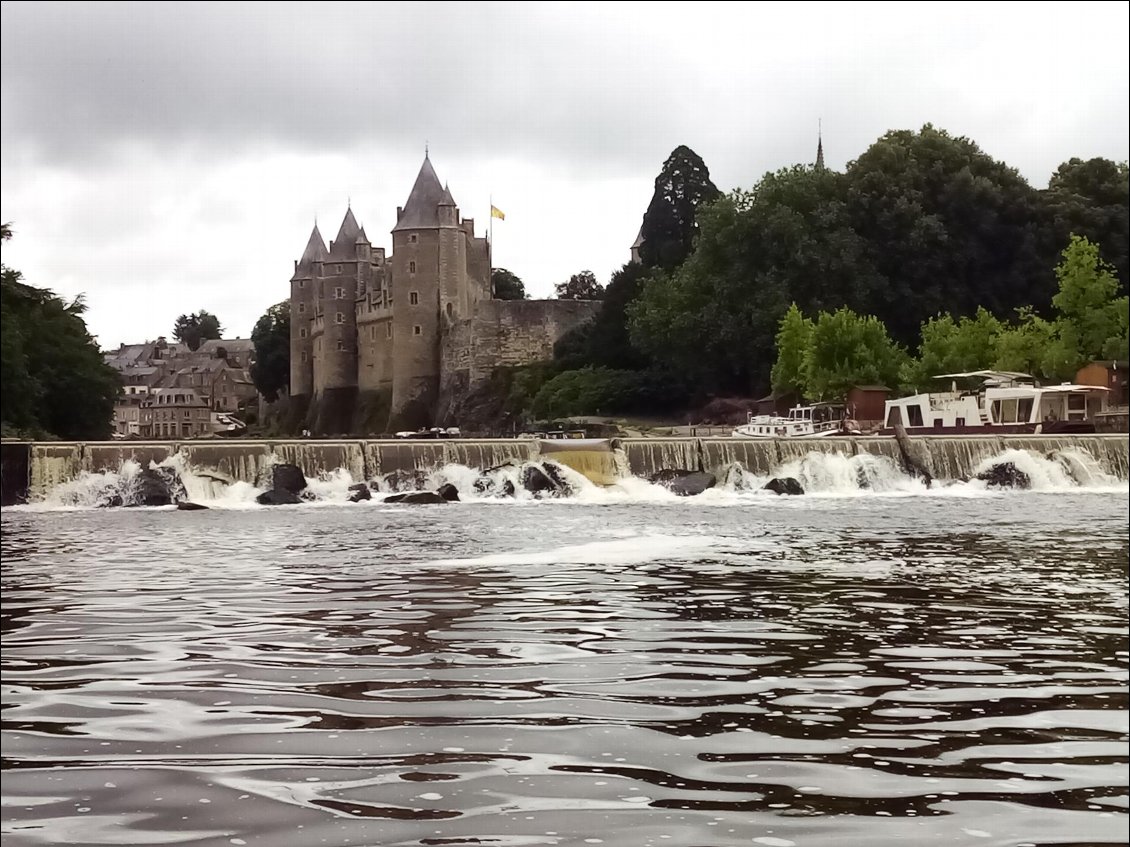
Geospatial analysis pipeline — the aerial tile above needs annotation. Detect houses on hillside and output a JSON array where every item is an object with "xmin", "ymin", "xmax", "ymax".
[{"xmin": 103, "ymin": 337, "xmax": 257, "ymax": 438}]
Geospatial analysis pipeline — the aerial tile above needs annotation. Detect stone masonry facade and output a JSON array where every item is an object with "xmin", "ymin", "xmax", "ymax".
[{"xmin": 289, "ymin": 155, "xmax": 599, "ymax": 433}]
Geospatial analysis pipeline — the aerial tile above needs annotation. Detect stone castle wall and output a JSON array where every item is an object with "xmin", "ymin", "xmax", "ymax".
[{"xmin": 441, "ymin": 299, "xmax": 602, "ymax": 385}]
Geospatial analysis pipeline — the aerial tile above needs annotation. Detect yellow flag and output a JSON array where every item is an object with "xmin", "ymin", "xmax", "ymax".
[{"xmin": 491, "ymin": 205, "xmax": 505, "ymax": 221}]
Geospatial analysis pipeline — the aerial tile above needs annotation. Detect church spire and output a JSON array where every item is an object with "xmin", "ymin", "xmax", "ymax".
[{"xmin": 815, "ymin": 119, "xmax": 825, "ymax": 171}]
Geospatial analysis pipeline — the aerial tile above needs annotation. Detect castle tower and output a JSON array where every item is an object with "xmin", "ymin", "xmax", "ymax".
[
  {"xmin": 313, "ymin": 207, "xmax": 364, "ymax": 432},
  {"xmin": 815, "ymin": 121, "xmax": 825, "ymax": 171},
  {"xmin": 389, "ymin": 154, "xmax": 453, "ymax": 429},
  {"xmin": 289, "ymin": 223, "xmax": 326, "ymax": 404}
]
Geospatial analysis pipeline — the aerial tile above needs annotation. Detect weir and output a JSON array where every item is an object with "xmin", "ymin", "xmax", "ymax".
[{"xmin": 1, "ymin": 434, "xmax": 1127, "ymax": 504}]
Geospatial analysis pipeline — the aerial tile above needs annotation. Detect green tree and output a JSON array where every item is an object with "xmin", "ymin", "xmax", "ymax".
[
  {"xmin": 555, "ymin": 270, "xmax": 604, "ymax": 300},
  {"xmin": 1045, "ymin": 158, "xmax": 1129, "ymax": 293},
  {"xmin": 992, "ymin": 307, "xmax": 1067, "ymax": 380},
  {"xmin": 903, "ymin": 308, "xmax": 1006, "ymax": 390},
  {"xmin": 1050, "ymin": 234, "xmax": 1129, "ymax": 363},
  {"xmin": 630, "ymin": 167, "xmax": 880, "ymax": 394},
  {"xmin": 530, "ymin": 366, "xmax": 683, "ymax": 419},
  {"xmin": 554, "ymin": 261, "xmax": 653, "ymax": 371},
  {"xmin": 1, "ymin": 223, "xmax": 120, "ymax": 439},
  {"xmin": 770, "ymin": 303, "xmax": 814, "ymax": 395},
  {"xmin": 844, "ymin": 124, "xmax": 1050, "ymax": 343},
  {"xmin": 802, "ymin": 307, "xmax": 909, "ymax": 401},
  {"xmin": 250, "ymin": 301, "xmax": 290, "ymax": 402},
  {"xmin": 173, "ymin": 310, "xmax": 224, "ymax": 351},
  {"xmin": 492, "ymin": 267, "xmax": 528, "ymax": 301},
  {"xmin": 638, "ymin": 145, "xmax": 721, "ymax": 269}
]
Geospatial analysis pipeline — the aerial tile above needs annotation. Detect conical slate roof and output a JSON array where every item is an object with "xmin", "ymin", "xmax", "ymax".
[
  {"xmin": 329, "ymin": 207, "xmax": 362, "ymax": 259},
  {"xmin": 291, "ymin": 223, "xmax": 328, "ymax": 280},
  {"xmin": 356, "ymin": 225, "xmax": 369, "ymax": 244},
  {"xmin": 440, "ymin": 183, "xmax": 456, "ymax": 206},
  {"xmin": 393, "ymin": 155, "xmax": 447, "ymax": 231}
]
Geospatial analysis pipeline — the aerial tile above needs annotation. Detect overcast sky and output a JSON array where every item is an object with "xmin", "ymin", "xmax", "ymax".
[{"xmin": 2, "ymin": 1, "xmax": 1128, "ymax": 349}]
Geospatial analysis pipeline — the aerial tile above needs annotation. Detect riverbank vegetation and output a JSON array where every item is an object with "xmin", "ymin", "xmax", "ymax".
[
  {"xmin": 1, "ymin": 224, "xmax": 121, "ymax": 439},
  {"xmin": 539, "ymin": 126, "xmax": 1127, "ymax": 421},
  {"xmin": 768, "ymin": 235, "xmax": 1129, "ymax": 402}
]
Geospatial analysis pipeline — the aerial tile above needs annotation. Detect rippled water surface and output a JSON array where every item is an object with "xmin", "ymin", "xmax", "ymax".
[{"xmin": 3, "ymin": 493, "xmax": 1128, "ymax": 847}]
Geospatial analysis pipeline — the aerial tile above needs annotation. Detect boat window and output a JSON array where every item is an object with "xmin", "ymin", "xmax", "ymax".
[
  {"xmin": 1017, "ymin": 398, "xmax": 1034, "ymax": 423},
  {"xmin": 1068, "ymin": 393, "xmax": 1085, "ymax": 410},
  {"xmin": 907, "ymin": 405, "xmax": 924, "ymax": 427},
  {"xmin": 955, "ymin": 417, "xmax": 965, "ymax": 427},
  {"xmin": 885, "ymin": 407, "xmax": 901, "ymax": 428},
  {"xmin": 998, "ymin": 398, "xmax": 1018, "ymax": 423}
]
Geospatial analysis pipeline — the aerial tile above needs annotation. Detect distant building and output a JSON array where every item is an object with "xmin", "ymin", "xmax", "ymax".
[
  {"xmin": 288, "ymin": 154, "xmax": 600, "ymax": 434},
  {"xmin": 104, "ymin": 337, "xmax": 256, "ymax": 435},
  {"xmin": 140, "ymin": 387, "xmax": 212, "ymax": 439},
  {"xmin": 1076, "ymin": 360, "xmax": 1128, "ymax": 407}
]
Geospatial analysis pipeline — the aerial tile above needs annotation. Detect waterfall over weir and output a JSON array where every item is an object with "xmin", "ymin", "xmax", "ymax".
[{"xmin": 2, "ymin": 434, "xmax": 1126, "ymax": 505}]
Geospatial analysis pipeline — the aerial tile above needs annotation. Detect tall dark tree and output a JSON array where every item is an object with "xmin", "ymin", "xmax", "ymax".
[
  {"xmin": 555, "ymin": 262, "xmax": 652, "ymax": 370},
  {"xmin": 629, "ymin": 166, "xmax": 881, "ymax": 394},
  {"xmin": 173, "ymin": 309, "xmax": 224, "ymax": 351},
  {"xmin": 492, "ymin": 267, "xmax": 528, "ymax": 300},
  {"xmin": 1, "ymin": 223, "xmax": 120, "ymax": 439},
  {"xmin": 250, "ymin": 301, "xmax": 290, "ymax": 402},
  {"xmin": 844, "ymin": 124, "xmax": 1049, "ymax": 343},
  {"xmin": 638, "ymin": 145, "xmax": 721, "ymax": 269},
  {"xmin": 555, "ymin": 270, "xmax": 605, "ymax": 300},
  {"xmin": 1044, "ymin": 157, "xmax": 1129, "ymax": 294}
]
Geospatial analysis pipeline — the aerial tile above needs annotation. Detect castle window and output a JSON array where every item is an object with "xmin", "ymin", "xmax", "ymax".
[
  {"xmin": 409, "ymin": 261, "xmax": 416, "ymax": 274},
  {"xmin": 301, "ymin": 351, "xmax": 308, "ymax": 363},
  {"xmin": 299, "ymin": 327, "xmax": 307, "ymax": 338},
  {"xmin": 335, "ymin": 312, "xmax": 344, "ymax": 324},
  {"xmin": 335, "ymin": 286, "xmax": 345, "ymax": 299},
  {"xmin": 446, "ymin": 302, "xmax": 454, "ymax": 319},
  {"xmin": 408, "ymin": 234, "xmax": 418, "ymax": 244},
  {"xmin": 335, "ymin": 264, "xmax": 342, "ymax": 274},
  {"xmin": 413, "ymin": 325, "xmax": 422, "ymax": 336},
  {"xmin": 410, "ymin": 291, "xmax": 419, "ymax": 305},
  {"xmin": 183, "ymin": 410, "xmax": 190, "ymax": 419},
  {"xmin": 298, "ymin": 280, "xmax": 306, "ymax": 289},
  {"xmin": 337, "ymin": 340, "xmax": 345, "ymax": 351},
  {"xmin": 386, "ymin": 323, "xmax": 392, "ymax": 339},
  {"xmin": 298, "ymin": 302, "xmax": 306, "ymax": 313},
  {"xmin": 370, "ymin": 325, "xmax": 376, "ymax": 341}
]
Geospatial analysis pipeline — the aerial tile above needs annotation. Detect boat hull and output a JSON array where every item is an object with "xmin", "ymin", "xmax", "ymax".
[{"xmin": 877, "ymin": 420, "xmax": 1096, "ymax": 436}]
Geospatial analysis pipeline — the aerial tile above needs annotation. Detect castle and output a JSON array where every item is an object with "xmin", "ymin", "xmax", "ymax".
[{"xmin": 289, "ymin": 154, "xmax": 599, "ymax": 434}]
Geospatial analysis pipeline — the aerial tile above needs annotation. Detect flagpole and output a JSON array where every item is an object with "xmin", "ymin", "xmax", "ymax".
[{"xmin": 489, "ymin": 193, "xmax": 494, "ymax": 297}]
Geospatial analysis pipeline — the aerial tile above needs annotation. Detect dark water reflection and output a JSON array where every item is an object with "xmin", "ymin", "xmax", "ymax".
[{"xmin": 2, "ymin": 493, "xmax": 1128, "ymax": 846}]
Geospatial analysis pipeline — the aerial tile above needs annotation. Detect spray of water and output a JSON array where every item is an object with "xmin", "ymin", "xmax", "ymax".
[{"xmin": 19, "ymin": 444, "xmax": 1126, "ymax": 511}]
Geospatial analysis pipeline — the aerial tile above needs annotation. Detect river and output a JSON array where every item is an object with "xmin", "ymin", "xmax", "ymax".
[{"xmin": 2, "ymin": 468, "xmax": 1127, "ymax": 847}]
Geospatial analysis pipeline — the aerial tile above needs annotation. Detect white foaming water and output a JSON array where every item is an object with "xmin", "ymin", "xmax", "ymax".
[
  {"xmin": 970, "ymin": 448, "xmax": 1120, "ymax": 492},
  {"xmin": 19, "ymin": 444, "xmax": 1126, "ymax": 511},
  {"xmin": 39, "ymin": 459, "xmax": 145, "ymax": 509},
  {"xmin": 771, "ymin": 450, "xmax": 924, "ymax": 496}
]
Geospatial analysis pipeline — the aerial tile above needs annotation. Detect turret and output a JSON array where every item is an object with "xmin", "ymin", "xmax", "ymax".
[
  {"xmin": 289, "ymin": 222, "xmax": 327, "ymax": 400},
  {"xmin": 389, "ymin": 154, "xmax": 448, "ymax": 428}
]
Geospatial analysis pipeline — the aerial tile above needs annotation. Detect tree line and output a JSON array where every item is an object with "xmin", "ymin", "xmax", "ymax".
[
  {"xmin": 516, "ymin": 127, "xmax": 1128, "ymax": 421},
  {"xmin": 1, "ymin": 224, "xmax": 120, "ymax": 439},
  {"xmin": 769, "ymin": 235, "xmax": 1128, "ymax": 403}
]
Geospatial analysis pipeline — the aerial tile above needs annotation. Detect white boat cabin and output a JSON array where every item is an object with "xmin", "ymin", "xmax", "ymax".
[
  {"xmin": 883, "ymin": 371, "xmax": 1108, "ymax": 431},
  {"xmin": 734, "ymin": 404, "xmax": 844, "ymax": 438}
]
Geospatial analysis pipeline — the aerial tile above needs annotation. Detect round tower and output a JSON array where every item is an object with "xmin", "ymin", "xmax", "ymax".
[
  {"xmin": 313, "ymin": 207, "xmax": 363, "ymax": 433},
  {"xmin": 289, "ymin": 223, "xmax": 326, "ymax": 404},
  {"xmin": 389, "ymin": 154, "xmax": 449, "ymax": 430}
]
